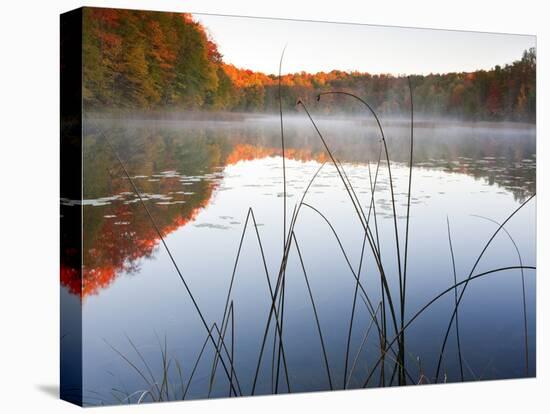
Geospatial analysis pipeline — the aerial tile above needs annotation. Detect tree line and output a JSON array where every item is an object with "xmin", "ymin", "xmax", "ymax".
[{"xmin": 83, "ymin": 8, "xmax": 536, "ymax": 121}]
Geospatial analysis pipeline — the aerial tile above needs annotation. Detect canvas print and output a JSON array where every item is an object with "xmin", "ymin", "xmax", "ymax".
[{"xmin": 60, "ymin": 7, "xmax": 536, "ymax": 406}]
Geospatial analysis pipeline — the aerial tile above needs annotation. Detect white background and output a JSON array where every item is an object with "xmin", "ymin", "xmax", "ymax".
[{"xmin": 0, "ymin": 0, "xmax": 547, "ymax": 412}]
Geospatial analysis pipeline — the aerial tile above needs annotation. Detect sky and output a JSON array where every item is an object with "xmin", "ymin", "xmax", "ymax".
[{"xmin": 194, "ymin": 13, "xmax": 535, "ymax": 76}]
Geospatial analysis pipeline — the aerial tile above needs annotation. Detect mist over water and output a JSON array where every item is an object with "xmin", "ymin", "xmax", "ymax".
[{"xmin": 61, "ymin": 113, "xmax": 535, "ymax": 405}]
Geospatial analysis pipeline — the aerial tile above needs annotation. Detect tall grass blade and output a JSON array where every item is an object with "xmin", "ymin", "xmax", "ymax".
[
  {"xmin": 446, "ymin": 217, "xmax": 464, "ymax": 381},
  {"xmin": 293, "ymin": 231, "xmax": 334, "ymax": 389},
  {"xmin": 103, "ymin": 135, "xmax": 239, "ymax": 395},
  {"xmin": 471, "ymin": 214, "xmax": 529, "ymax": 376},
  {"xmin": 434, "ymin": 194, "xmax": 535, "ymax": 382}
]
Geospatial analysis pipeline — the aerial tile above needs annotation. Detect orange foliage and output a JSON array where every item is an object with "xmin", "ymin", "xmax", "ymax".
[
  {"xmin": 222, "ymin": 64, "xmax": 275, "ymax": 88},
  {"xmin": 90, "ymin": 8, "xmax": 120, "ymax": 28}
]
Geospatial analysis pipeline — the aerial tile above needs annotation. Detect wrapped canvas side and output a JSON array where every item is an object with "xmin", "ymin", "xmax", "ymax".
[{"xmin": 60, "ymin": 7, "xmax": 83, "ymax": 407}]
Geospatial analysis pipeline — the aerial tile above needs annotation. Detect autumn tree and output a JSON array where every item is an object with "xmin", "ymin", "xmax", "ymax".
[{"xmin": 82, "ymin": 8, "xmax": 536, "ymax": 121}]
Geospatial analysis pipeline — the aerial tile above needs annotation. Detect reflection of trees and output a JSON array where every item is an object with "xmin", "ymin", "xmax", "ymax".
[
  {"xmin": 60, "ymin": 121, "xmax": 535, "ymax": 298},
  {"xmin": 75, "ymin": 127, "xmax": 224, "ymax": 297},
  {"xmin": 79, "ymin": 198, "xmax": 212, "ymax": 297},
  {"xmin": 225, "ymin": 143, "xmax": 329, "ymax": 165}
]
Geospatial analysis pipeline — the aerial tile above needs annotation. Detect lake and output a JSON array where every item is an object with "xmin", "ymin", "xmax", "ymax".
[{"xmin": 61, "ymin": 114, "xmax": 536, "ymax": 405}]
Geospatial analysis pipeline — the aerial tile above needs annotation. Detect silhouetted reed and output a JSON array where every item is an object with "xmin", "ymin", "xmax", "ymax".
[{"xmin": 96, "ymin": 54, "xmax": 535, "ymax": 405}]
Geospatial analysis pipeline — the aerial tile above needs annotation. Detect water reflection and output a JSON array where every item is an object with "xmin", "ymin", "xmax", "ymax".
[
  {"xmin": 61, "ymin": 116, "xmax": 536, "ymax": 404},
  {"xmin": 60, "ymin": 116, "xmax": 535, "ymax": 298}
]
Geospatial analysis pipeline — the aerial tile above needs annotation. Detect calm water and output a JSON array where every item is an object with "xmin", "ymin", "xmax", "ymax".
[{"xmin": 61, "ymin": 115, "xmax": 536, "ymax": 405}]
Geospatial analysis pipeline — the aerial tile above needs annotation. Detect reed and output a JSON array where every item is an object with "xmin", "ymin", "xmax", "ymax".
[
  {"xmin": 104, "ymin": 135, "xmax": 240, "ymax": 396},
  {"xmin": 434, "ymin": 193, "xmax": 535, "ymax": 382},
  {"xmin": 446, "ymin": 217, "xmax": 464, "ymax": 381},
  {"xmin": 96, "ymin": 71, "xmax": 535, "ymax": 404},
  {"xmin": 293, "ymin": 231, "xmax": 334, "ymax": 389},
  {"xmin": 471, "ymin": 214, "xmax": 529, "ymax": 376}
]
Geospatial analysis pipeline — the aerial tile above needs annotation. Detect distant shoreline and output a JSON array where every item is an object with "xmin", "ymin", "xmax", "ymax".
[{"xmin": 85, "ymin": 110, "xmax": 536, "ymax": 129}]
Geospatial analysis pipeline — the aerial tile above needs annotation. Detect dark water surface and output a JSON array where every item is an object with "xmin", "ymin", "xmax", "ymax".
[{"xmin": 61, "ymin": 115, "xmax": 536, "ymax": 405}]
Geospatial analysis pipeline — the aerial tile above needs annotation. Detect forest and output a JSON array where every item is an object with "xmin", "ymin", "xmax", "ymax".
[{"xmin": 83, "ymin": 8, "xmax": 536, "ymax": 121}]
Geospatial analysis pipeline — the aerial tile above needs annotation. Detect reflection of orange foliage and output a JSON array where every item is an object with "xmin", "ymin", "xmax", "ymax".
[
  {"xmin": 62, "ymin": 145, "xmax": 328, "ymax": 299},
  {"xmin": 83, "ymin": 266, "xmax": 116, "ymax": 298},
  {"xmin": 62, "ymin": 185, "xmax": 215, "ymax": 299},
  {"xmin": 60, "ymin": 265, "xmax": 81, "ymax": 296},
  {"xmin": 226, "ymin": 144, "xmax": 328, "ymax": 165}
]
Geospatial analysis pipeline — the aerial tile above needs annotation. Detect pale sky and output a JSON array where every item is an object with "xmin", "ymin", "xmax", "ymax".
[{"xmin": 194, "ymin": 13, "xmax": 535, "ymax": 76}]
